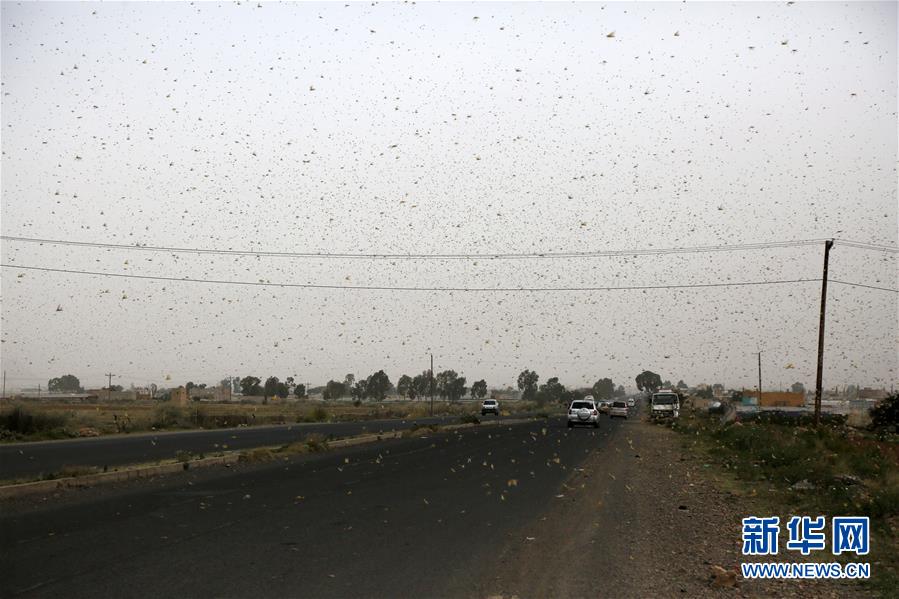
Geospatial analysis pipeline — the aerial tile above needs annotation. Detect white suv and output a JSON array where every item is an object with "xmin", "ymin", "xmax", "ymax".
[
  {"xmin": 481, "ymin": 399, "xmax": 500, "ymax": 416},
  {"xmin": 567, "ymin": 399, "xmax": 599, "ymax": 428}
]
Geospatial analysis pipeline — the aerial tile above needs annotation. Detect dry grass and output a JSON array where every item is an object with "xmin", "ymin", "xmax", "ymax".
[{"xmin": 0, "ymin": 399, "xmax": 539, "ymax": 441}]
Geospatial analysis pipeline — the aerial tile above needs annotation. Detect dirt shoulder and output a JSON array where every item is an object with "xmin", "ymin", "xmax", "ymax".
[{"xmin": 479, "ymin": 416, "xmax": 875, "ymax": 598}]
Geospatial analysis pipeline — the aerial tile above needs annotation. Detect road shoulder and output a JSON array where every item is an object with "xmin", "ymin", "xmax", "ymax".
[{"xmin": 480, "ymin": 416, "xmax": 874, "ymax": 598}]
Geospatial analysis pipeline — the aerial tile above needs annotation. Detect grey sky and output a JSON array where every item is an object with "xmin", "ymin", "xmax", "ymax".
[{"xmin": 1, "ymin": 1, "xmax": 896, "ymax": 392}]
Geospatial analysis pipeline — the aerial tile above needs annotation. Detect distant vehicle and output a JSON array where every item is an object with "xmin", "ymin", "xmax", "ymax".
[
  {"xmin": 567, "ymin": 399, "xmax": 600, "ymax": 428},
  {"xmin": 651, "ymin": 390, "xmax": 680, "ymax": 419},
  {"xmin": 598, "ymin": 400, "xmax": 611, "ymax": 414},
  {"xmin": 481, "ymin": 399, "xmax": 500, "ymax": 416},
  {"xmin": 708, "ymin": 400, "xmax": 725, "ymax": 414},
  {"xmin": 610, "ymin": 400, "xmax": 629, "ymax": 418},
  {"xmin": 626, "ymin": 397, "xmax": 636, "ymax": 408}
]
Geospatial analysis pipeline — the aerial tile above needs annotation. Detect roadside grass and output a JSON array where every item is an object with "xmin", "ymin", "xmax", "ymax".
[
  {"xmin": 402, "ymin": 424, "xmax": 441, "ymax": 438},
  {"xmin": 0, "ymin": 406, "xmax": 70, "ymax": 440},
  {"xmin": 673, "ymin": 411, "xmax": 899, "ymax": 596},
  {"xmin": 0, "ymin": 399, "xmax": 541, "ymax": 442}
]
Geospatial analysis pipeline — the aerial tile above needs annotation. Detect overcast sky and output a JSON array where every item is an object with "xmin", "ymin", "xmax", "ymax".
[{"xmin": 1, "ymin": 1, "xmax": 896, "ymax": 393}]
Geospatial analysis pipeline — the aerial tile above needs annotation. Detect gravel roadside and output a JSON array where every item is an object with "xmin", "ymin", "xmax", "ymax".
[{"xmin": 479, "ymin": 415, "xmax": 875, "ymax": 598}]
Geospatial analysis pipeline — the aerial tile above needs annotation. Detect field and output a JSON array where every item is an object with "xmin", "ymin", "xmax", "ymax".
[
  {"xmin": 0, "ymin": 398, "xmax": 540, "ymax": 441},
  {"xmin": 673, "ymin": 409, "xmax": 899, "ymax": 595}
]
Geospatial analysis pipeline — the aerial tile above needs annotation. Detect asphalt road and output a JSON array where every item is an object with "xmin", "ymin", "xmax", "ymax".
[
  {"xmin": 0, "ymin": 414, "xmax": 516, "ymax": 480},
  {"xmin": 0, "ymin": 415, "xmax": 626, "ymax": 598}
]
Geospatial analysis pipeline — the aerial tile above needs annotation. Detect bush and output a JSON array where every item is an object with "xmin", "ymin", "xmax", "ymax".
[
  {"xmin": 459, "ymin": 414, "xmax": 480, "ymax": 425},
  {"xmin": 0, "ymin": 405, "xmax": 67, "ymax": 436},
  {"xmin": 870, "ymin": 393, "xmax": 899, "ymax": 437},
  {"xmin": 151, "ymin": 405, "xmax": 186, "ymax": 429},
  {"xmin": 310, "ymin": 407, "xmax": 328, "ymax": 422}
]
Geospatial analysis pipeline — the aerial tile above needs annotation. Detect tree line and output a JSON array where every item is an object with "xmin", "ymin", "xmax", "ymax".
[{"xmin": 516, "ymin": 369, "xmax": 626, "ymax": 406}]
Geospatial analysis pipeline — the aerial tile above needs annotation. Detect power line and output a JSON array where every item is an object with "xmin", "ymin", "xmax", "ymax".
[
  {"xmin": 832, "ymin": 279, "xmax": 899, "ymax": 293},
  {"xmin": 1, "ymin": 263, "xmax": 820, "ymax": 292},
  {"xmin": 0, "ymin": 235, "xmax": 826, "ymax": 260},
  {"xmin": 834, "ymin": 239, "xmax": 899, "ymax": 254}
]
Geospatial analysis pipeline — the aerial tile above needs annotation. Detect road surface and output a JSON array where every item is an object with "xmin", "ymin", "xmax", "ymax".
[
  {"xmin": 0, "ymin": 414, "xmax": 519, "ymax": 480},
  {"xmin": 1, "ymin": 416, "xmax": 623, "ymax": 598}
]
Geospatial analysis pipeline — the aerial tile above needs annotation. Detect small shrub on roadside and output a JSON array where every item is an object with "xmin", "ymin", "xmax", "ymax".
[
  {"xmin": 0, "ymin": 405, "xmax": 67, "ymax": 436},
  {"xmin": 304, "ymin": 433, "xmax": 328, "ymax": 452},
  {"xmin": 870, "ymin": 393, "xmax": 899, "ymax": 438},
  {"xmin": 151, "ymin": 405, "xmax": 186, "ymax": 429}
]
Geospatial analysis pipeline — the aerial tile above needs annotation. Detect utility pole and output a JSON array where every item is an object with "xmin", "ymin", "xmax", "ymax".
[
  {"xmin": 38, "ymin": 383, "xmax": 41, "ymax": 400},
  {"xmin": 1, "ymin": 370, "xmax": 5, "ymax": 401},
  {"xmin": 814, "ymin": 239, "xmax": 834, "ymax": 427},
  {"xmin": 429, "ymin": 354, "xmax": 434, "ymax": 417},
  {"xmin": 105, "ymin": 372, "xmax": 115, "ymax": 403},
  {"xmin": 757, "ymin": 352, "xmax": 763, "ymax": 407}
]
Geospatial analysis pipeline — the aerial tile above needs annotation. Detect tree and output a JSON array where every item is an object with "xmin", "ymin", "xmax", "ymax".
[
  {"xmin": 635, "ymin": 371, "xmax": 662, "ymax": 394},
  {"xmin": 240, "ymin": 376, "xmax": 262, "ymax": 395},
  {"xmin": 712, "ymin": 383, "xmax": 725, "ymax": 396},
  {"xmin": 591, "ymin": 378, "xmax": 615, "ymax": 400},
  {"xmin": 517, "ymin": 369, "xmax": 539, "ymax": 401},
  {"xmin": 537, "ymin": 377, "xmax": 567, "ymax": 406},
  {"xmin": 397, "ymin": 375, "xmax": 414, "ymax": 400},
  {"xmin": 263, "ymin": 377, "xmax": 282, "ymax": 399},
  {"xmin": 343, "ymin": 374, "xmax": 355, "ymax": 390},
  {"xmin": 276, "ymin": 381, "xmax": 290, "ymax": 399},
  {"xmin": 662, "ymin": 380, "xmax": 673, "ymax": 389},
  {"xmin": 676, "ymin": 380, "xmax": 688, "ymax": 390},
  {"xmin": 412, "ymin": 370, "xmax": 432, "ymax": 400},
  {"xmin": 294, "ymin": 383, "xmax": 306, "ymax": 398},
  {"xmin": 323, "ymin": 380, "xmax": 346, "ymax": 400},
  {"xmin": 351, "ymin": 379, "xmax": 368, "ymax": 401},
  {"xmin": 185, "ymin": 381, "xmax": 196, "ymax": 397},
  {"xmin": 869, "ymin": 393, "xmax": 899, "ymax": 436},
  {"xmin": 791, "ymin": 382, "xmax": 805, "ymax": 394},
  {"xmin": 471, "ymin": 379, "xmax": 488, "ymax": 401},
  {"xmin": 48, "ymin": 374, "xmax": 82, "ymax": 393},
  {"xmin": 365, "ymin": 370, "xmax": 392, "ymax": 401},
  {"xmin": 435, "ymin": 370, "xmax": 467, "ymax": 402},
  {"xmin": 615, "ymin": 385, "xmax": 626, "ymax": 397}
]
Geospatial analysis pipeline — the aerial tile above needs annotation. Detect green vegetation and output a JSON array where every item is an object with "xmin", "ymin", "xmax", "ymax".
[
  {"xmin": 635, "ymin": 370, "xmax": 662, "ymax": 393},
  {"xmin": 0, "ymin": 405, "xmax": 68, "ymax": 440},
  {"xmin": 675, "ymin": 411, "xmax": 899, "ymax": 595},
  {"xmin": 870, "ymin": 393, "xmax": 899, "ymax": 438},
  {"xmin": 47, "ymin": 374, "xmax": 83, "ymax": 393}
]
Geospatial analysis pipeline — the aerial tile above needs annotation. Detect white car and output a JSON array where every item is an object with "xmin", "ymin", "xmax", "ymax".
[
  {"xmin": 610, "ymin": 400, "xmax": 629, "ymax": 418},
  {"xmin": 626, "ymin": 397, "xmax": 636, "ymax": 408},
  {"xmin": 567, "ymin": 399, "xmax": 600, "ymax": 428},
  {"xmin": 481, "ymin": 399, "xmax": 500, "ymax": 416}
]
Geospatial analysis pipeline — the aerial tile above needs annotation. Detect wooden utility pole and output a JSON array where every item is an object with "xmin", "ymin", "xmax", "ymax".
[
  {"xmin": 757, "ymin": 352, "xmax": 763, "ymax": 407},
  {"xmin": 814, "ymin": 239, "xmax": 834, "ymax": 426},
  {"xmin": 429, "ymin": 354, "xmax": 434, "ymax": 416},
  {"xmin": 105, "ymin": 372, "xmax": 115, "ymax": 402}
]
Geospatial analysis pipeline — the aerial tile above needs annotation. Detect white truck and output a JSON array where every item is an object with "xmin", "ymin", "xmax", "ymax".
[{"xmin": 650, "ymin": 390, "xmax": 680, "ymax": 419}]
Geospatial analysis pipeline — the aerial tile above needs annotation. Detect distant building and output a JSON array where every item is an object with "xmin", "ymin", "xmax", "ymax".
[
  {"xmin": 858, "ymin": 388, "xmax": 888, "ymax": 401},
  {"xmin": 11, "ymin": 392, "xmax": 98, "ymax": 402},
  {"xmin": 170, "ymin": 386, "xmax": 189, "ymax": 406}
]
